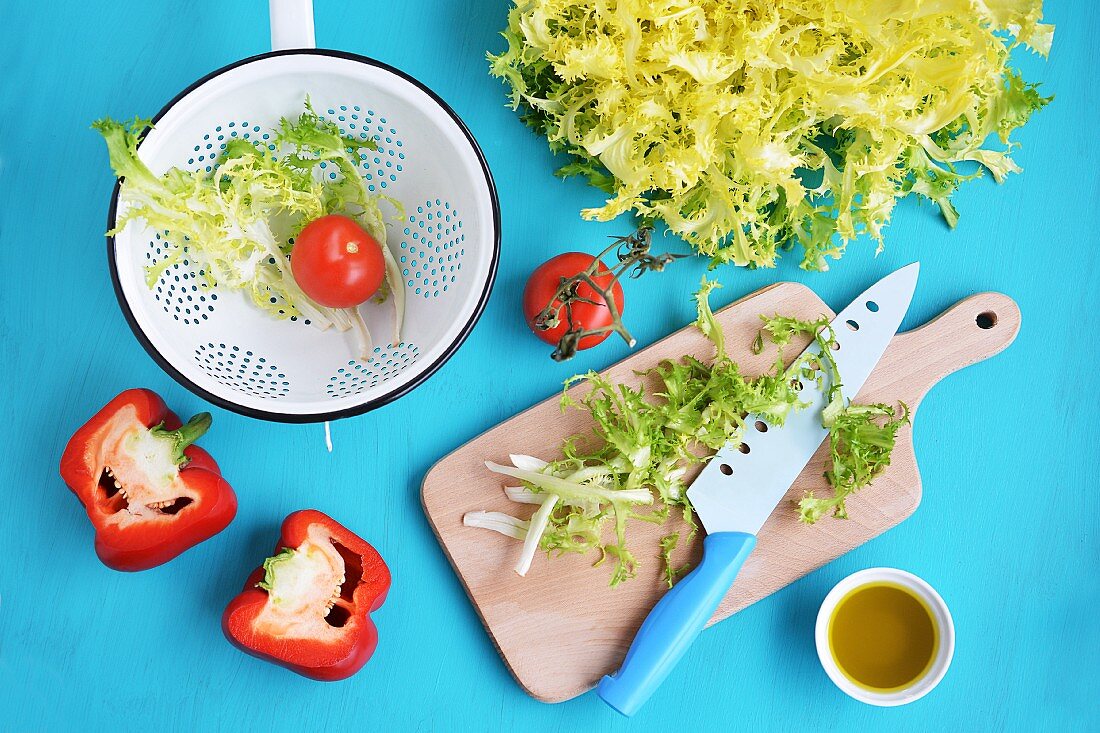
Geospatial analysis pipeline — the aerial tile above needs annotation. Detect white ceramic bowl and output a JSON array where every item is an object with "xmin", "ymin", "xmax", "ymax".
[{"xmin": 815, "ymin": 567, "xmax": 955, "ymax": 706}]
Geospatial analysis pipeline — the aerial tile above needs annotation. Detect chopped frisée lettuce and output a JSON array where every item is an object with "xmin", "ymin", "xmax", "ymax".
[
  {"xmin": 802, "ymin": 402, "xmax": 910, "ymax": 523},
  {"xmin": 465, "ymin": 281, "xmax": 908, "ymax": 586}
]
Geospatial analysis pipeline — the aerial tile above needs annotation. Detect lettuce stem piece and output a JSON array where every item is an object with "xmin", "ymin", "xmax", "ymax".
[
  {"xmin": 515, "ymin": 494, "xmax": 560, "ymax": 576},
  {"xmin": 347, "ymin": 308, "xmax": 374, "ymax": 361},
  {"xmin": 485, "ymin": 462, "xmax": 653, "ymax": 506},
  {"xmin": 463, "ymin": 511, "xmax": 530, "ymax": 540},
  {"xmin": 503, "ymin": 486, "xmax": 542, "ymax": 505}
]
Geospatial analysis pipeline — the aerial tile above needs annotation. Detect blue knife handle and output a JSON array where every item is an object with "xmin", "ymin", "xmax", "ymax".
[{"xmin": 596, "ymin": 531, "xmax": 756, "ymax": 716}]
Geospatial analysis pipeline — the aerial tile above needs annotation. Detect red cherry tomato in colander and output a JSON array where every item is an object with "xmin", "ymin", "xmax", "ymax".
[
  {"xmin": 522, "ymin": 252, "xmax": 625, "ymax": 350},
  {"xmin": 291, "ymin": 215, "xmax": 386, "ymax": 308}
]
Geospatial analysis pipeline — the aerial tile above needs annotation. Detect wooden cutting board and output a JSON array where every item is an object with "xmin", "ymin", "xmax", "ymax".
[{"xmin": 421, "ymin": 281, "xmax": 1020, "ymax": 703}]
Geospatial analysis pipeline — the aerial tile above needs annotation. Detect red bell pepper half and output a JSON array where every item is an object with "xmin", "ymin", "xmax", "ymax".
[
  {"xmin": 222, "ymin": 510, "xmax": 390, "ymax": 681},
  {"xmin": 59, "ymin": 388, "xmax": 237, "ymax": 571}
]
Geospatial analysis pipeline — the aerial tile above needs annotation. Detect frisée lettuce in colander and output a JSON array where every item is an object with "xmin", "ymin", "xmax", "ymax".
[
  {"xmin": 489, "ymin": 0, "xmax": 1053, "ymax": 269},
  {"xmin": 94, "ymin": 103, "xmax": 404, "ymax": 356}
]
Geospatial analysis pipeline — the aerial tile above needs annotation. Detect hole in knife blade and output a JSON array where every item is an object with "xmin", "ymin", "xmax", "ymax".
[
  {"xmin": 754, "ymin": 420, "xmax": 768, "ymax": 433},
  {"xmin": 845, "ymin": 319, "xmax": 860, "ymax": 332},
  {"xmin": 790, "ymin": 378, "xmax": 804, "ymax": 391},
  {"xmin": 866, "ymin": 301, "xmax": 879, "ymax": 312},
  {"xmin": 830, "ymin": 340, "xmax": 840, "ymax": 351},
  {"xmin": 738, "ymin": 443, "xmax": 751, "ymax": 455},
  {"xmin": 719, "ymin": 463, "xmax": 733, "ymax": 476},
  {"xmin": 976, "ymin": 311, "xmax": 997, "ymax": 329}
]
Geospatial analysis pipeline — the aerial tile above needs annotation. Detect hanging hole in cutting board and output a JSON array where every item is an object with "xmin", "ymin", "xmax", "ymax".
[
  {"xmin": 866, "ymin": 300, "xmax": 880, "ymax": 312},
  {"xmin": 976, "ymin": 311, "xmax": 997, "ymax": 329},
  {"xmin": 719, "ymin": 463, "xmax": 733, "ymax": 476}
]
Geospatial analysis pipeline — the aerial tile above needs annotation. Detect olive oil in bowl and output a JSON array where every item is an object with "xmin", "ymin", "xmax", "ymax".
[
  {"xmin": 828, "ymin": 582, "xmax": 938, "ymax": 691},
  {"xmin": 816, "ymin": 568, "xmax": 954, "ymax": 706}
]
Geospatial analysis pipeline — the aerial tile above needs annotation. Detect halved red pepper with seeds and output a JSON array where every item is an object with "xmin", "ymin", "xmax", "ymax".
[
  {"xmin": 222, "ymin": 510, "xmax": 390, "ymax": 681},
  {"xmin": 59, "ymin": 388, "xmax": 237, "ymax": 571}
]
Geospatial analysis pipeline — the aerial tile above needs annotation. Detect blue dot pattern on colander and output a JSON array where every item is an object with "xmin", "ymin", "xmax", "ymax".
[
  {"xmin": 194, "ymin": 343, "xmax": 290, "ymax": 399},
  {"xmin": 144, "ymin": 237, "xmax": 313, "ymax": 329},
  {"xmin": 326, "ymin": 343, "xmax": 420, "ymax": 398},
  {"xmin": 186, "ymin": 111, "xmax": 403, "ymax": 185},
  {"xmin": 188, "ymin": 120, "xmax": 267, "ymax": 173},
  {"xmin": 148, "ymin": 233, "xmax": 215, "ymax": 326},
  {"xmin": 324, "ymin": 105, "xmax": 404, "ymax": 192},
  {"xmin": 400, "ymin": 200, "xmax": 465, "ymax": 300}
]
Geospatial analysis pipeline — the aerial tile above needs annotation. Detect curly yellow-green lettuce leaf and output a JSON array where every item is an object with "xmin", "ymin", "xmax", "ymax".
[{"xmin": 490, "ymin": 0, "xmax": 1053, "ymax": 269}]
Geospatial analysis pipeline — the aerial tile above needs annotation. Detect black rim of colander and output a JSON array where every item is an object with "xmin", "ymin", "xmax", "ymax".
[{"xmin": 105, "ymin": 48, "xmax": 501, "ymax": 423}]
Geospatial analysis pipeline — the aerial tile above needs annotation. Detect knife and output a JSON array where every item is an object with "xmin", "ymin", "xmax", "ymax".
[{"xmin": 596, "ymin": 263, "xmax": 920, "ymax": 716}]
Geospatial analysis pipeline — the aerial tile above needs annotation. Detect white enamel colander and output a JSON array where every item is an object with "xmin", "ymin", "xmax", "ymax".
[{"xmin": 106, "ymin": 0, "xmax": 499, "ymax": 422}]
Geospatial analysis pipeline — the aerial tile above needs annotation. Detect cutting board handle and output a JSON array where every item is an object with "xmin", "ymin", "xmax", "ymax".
[{"xmin": 881, "ymin": 292, "xmax": 1021, "ymax": 414}]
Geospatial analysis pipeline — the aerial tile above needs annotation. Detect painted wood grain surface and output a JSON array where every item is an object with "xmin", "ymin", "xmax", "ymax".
[{"xmin": 0, "ymin": 1, "xmax": 1095, "ymax": 730}]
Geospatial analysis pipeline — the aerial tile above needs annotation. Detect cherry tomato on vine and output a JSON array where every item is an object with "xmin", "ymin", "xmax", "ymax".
[
  {"xmin": 291, "ymin": 214, "xmax": 385, "ymax": 308},
  {"xmin": 522, "ymin": 252, "xmax": 625, "ymax": 350}
]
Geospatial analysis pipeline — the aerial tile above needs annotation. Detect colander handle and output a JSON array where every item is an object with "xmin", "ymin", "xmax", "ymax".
[{"xmin": 269, "ymin": 0, "xmax": 316, "ymax": 51}]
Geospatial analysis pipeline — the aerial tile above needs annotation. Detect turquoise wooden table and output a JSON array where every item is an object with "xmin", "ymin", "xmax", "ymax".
[{"xmin": 1, "ymin": 1, "xmax": 1095, "ymax": 730}]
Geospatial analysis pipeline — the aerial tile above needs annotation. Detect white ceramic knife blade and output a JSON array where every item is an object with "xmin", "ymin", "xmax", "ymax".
[{"xmin": 687, "ymin": 262, "xmax": 919, "ymax": 536}]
